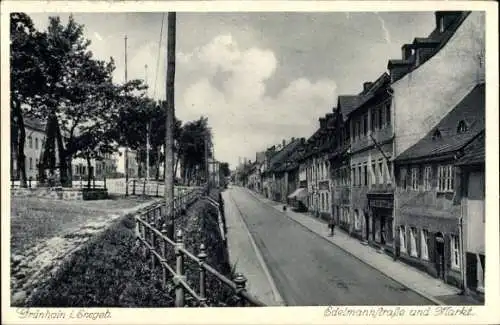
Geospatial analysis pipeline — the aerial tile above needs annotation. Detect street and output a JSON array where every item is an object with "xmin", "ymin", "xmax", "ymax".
[{"xmin": 226, "ymin": 186, "xmax": 433, "ymax": 306}]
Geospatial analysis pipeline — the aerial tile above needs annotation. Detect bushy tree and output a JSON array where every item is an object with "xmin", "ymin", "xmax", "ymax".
[{"xmin": 10, "ymin": 12, "xmax": 47, "ymax": 186}]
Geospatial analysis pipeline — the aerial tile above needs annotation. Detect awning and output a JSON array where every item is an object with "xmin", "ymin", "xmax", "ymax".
[{"xmin": 288, "ymin": 188, "xmax": 308, "ymax": 202}]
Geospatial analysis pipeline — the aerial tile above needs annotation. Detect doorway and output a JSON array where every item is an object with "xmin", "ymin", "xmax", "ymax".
[{"xmin": 435, "ymin": 233, "xmax": 445, "ymax": 280}]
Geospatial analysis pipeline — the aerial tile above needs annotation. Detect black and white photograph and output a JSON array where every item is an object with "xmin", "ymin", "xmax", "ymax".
[{"xmin": 2, "ymin": 1, "xmax": 499, "ymax": 324}]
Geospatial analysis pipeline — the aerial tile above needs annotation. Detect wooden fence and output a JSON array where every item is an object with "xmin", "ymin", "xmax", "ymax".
[{"xmin": 134, "ymin": 190, "xmax": 266, "ymax": 307}]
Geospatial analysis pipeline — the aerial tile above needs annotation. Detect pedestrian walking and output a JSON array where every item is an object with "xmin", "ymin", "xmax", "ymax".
[{"xmin": 328, "ymin": 215, "xmax": 335, "ymax": 237}]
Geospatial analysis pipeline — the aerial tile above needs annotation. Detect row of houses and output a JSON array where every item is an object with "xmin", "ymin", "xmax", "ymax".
[{"xmin": 239, "ymin": 11, "xmax": 486, "ymax": 298}]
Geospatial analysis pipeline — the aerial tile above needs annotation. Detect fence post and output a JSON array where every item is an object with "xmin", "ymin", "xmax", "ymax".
[
  {"xmin": 175, "ymin": 229, "xmax": 185, "ymax": 307},
  {"xmin": 198, "ymin": 243, "xmax": 207, "ymax": 306},
  {"xmin": 160, "ymin": 226, "xmax": 168, "ymax": 287},
  {"xmin": 92, "ymin": 176, "xmax": 96, "ymax": 189},
  {"xmin": 156, "ymin": 182, "xmax": 159, "ymax": 197},
  {"xmin": 104, "ymin": 175, "xmax": 107, "ymax": 190},
  {"xmin": 233, "ymin": 273, "xmax": 248, "ymax": 307},
  {"xmin": 28, "ymin": 177, "xmax": 32, "ymax": 188},
  {"xmin": 150, "ymin": 210, "xmax": 156, "ymax": 272},
  {"xmin": 143, "ymin": 179, "xmax": 146, "ymax": 196},
  {"xmin": 132, "ymin": 179, "xmax": 136, "ymax": 195}
]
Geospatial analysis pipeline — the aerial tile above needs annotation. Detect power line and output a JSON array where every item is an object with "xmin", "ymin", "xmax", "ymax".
[{"xmin": 153, "ymin": 13, "xmax": 165, "ymax": 101}]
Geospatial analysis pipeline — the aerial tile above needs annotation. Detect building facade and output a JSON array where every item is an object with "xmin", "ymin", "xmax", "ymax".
[
  {"xmin": 15, "ymin": 118, "xmax": 47, "ymax": 180},
  {"xmin": 394, "ymin": 83, "xmax": 485, "ymax": 288},
  {"xmin": 456, "ymin": 132, "xmax": 485, "ymax": 298},
  {"xmin": 347, "ymin": 73, "xmax": 396, "ymax": 250},
  {"xmin": 329, "ymin": 97, "xmax": 355, "ymax": 231},
  {"xmin": 114, "ymin": 147, "xmax": 139, "ymax": 179}
]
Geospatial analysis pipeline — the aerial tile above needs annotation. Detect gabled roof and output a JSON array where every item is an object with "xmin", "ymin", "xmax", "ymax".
[
  {"xmin": 349, "ymin": 73, "xmax": 391, "ymax": 116},
  {"xmin": 268, "ymin": 138, "xmax": 304, "ymax": 173},
  {"xmin": 456, "ymin": 131, "xmax": 484, "ymax": 166},
  {"xmin": 337, "ymin": 95, "xmax": 360, "ymax": 120},
  {"xmin": 396, "ymin": 83, "xmax": 485, "ymax": 162}
]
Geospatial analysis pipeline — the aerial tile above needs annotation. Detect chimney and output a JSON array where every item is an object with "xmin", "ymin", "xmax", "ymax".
[
  {"xmin": 387, "ymin": 59, "xmax": 413, "ymax": 83},
  {"xmin": 412, "ymin": 38, "xmax": 441, "ymax": 67},
  {"xmin": 435, "ymin": 11, "xmax": 463, "ymax": 33},
  {"xmin": 291, "ymin": 137, "xmax": 295, "ymax": 142},
  {"xmin": 401, "ymin": 44, "xmax": 413, "ymax": 61},
  {"xmin": 282, "ymin": 139, "xmax": 286, "ymax": 147},
  {"xmin": 363, "ymin": 82, "xmax": 373, "ymax": 92},
  {"xmin": 319, "ymin": 117, "xmax": 327, "ymax": 129}
]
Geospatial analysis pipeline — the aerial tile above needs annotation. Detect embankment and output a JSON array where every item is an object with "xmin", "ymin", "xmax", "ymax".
[{"xmin": 20, "ymin": 189, "xmax": 235, "ymax": 307}]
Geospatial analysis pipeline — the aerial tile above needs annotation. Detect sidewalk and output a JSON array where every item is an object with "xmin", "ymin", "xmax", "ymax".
[
  {"xmin": 221, "ymin": 191, "xmax": 285, "ymax": 306},
  {"xmin": 245, "ymin": 188, "xmax": 482, "ymax": 306}
]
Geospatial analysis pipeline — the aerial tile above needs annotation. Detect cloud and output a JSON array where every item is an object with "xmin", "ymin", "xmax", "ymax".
[{"xmin": 176, "ymin": 34, "xmax": 337, "ymax": 167}]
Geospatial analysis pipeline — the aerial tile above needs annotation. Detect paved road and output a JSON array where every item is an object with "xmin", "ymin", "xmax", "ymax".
[{"xmin": 226, "ymin": 187, "xmax": 433, "ymax": 306}]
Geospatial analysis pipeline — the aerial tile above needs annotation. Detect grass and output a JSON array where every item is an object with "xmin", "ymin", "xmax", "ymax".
[
  {"xmin": 10, "ymin": 196, "xmax": 156, "ymax": 255},
  {"xmin": 24, "ymin": 189, "xmax": 238, "ymax": 307}
]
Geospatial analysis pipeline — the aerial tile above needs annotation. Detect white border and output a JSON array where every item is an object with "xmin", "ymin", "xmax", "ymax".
[{"xmin": 1, "ymin": 1, "xmax": 498, "ymax": 325}]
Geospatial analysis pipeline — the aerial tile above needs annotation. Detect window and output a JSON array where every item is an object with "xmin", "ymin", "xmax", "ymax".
[
  {"xmin": 457, "ymin": 120, "xmax": 468, "ymax": 134},
  {"xmin": 29, "ymin": 157, "xmax": 33, "ymax": 170},
  {"xmin": 387, "ymin": 161, "xmax": 392, "ymax": 183},
  {"xmin": 399, "ymin": 226, "xmax": 407, "ymax": 253},
  {"xmin": 410, "ymin": 227, "xmax": 418, "ymax": 257},
  {"xmin": 371, "ymin": 109, "xmax": 377, "ymax": 131},
  {"xmin": 411, "ymin": 167, "xmax": 419, "ymax": 190},
  {"xmin": 423, "ymin": 166, "xmax": 432, "ymax": 190},
  {"xmin": 400, "ymin": 167, "xmax": 407, "ymax": 189},
  {"xmin": 35, "ymin": 158, "xmax": 39, "ymax": 169},
  {"xmin": 351, "ymin": 168, "xmax": 355, "ymax": 186},
  {"xmin": 438, "ymin": 165, "xmax": 454, "ymax": 192},
  {"xmin": 386, "ymin": 103, "xmax": 391, "ymax": 126},
  {"xmin": 363, "ymin": 113, "xmax": 368, "ymax": 135},
  {"xmin": 35, "ymin": 138, "xmax": 39, "ymax": 149},
  {"xmin": 363, "ymin": 165, "xmax": 368, "ymax": 186},
  {"xmin": 378, "ymin": 107, "xmax": 384, "ymax": 128},
  {"xmin": 28, "ymin": 136, "xmax": 32, "ymax": 149},
  {"xmin": 371, "ymin": 162, "xmax": 377, "ymax": 185},
  {"xmin": 378, "ymin": 161, "xmax": 384, "ymax": 184},
  {"xmin": 421, "ymin": 229, "xmax": 429, "ymax": 261},
  {"xmin": 358, "ymin": 166, "xmax": 362, "ymax": 186},
  {"xmin": 451, "ymin": 235, "xmax": 460, "ymax": 269}
]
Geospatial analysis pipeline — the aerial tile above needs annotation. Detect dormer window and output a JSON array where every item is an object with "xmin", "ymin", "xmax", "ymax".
[
  {"xmin": 457, "ymin": 120, "xmax": 468, "ymax": 134},
  {"xmin": 432, "ymin": 129, "xmax": 442, "ymax": 140}
]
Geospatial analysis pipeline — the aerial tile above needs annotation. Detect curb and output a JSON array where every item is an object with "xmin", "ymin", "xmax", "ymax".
[
  {"xmin": 243, "ymin": 187, "xmax": 446, "ymax": 306},
  {"xmin": 225, "ymin": 190, "xmax": 286, "ymax": 306}
]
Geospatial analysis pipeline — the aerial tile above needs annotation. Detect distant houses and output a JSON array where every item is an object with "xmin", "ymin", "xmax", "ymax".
[{"xmin": 239, "ymin": 11, "xmax": 485, "ymax": 298}]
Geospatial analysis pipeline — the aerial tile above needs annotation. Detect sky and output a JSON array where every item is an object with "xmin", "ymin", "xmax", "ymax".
[{"xmin": 28, "ymin": 11, "xmax": 436, "ymax": 169}]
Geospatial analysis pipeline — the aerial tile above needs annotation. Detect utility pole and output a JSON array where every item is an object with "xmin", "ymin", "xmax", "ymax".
[
  {"xmin": 145, "ymin": 64, "xmax": 150, "ymax": 181},
  {"xmin": 124, "ymin": 35, "xmax": 129, "ymax": 196},
  {"xmin": 164, "ymin": 12, "xmax": 176, "ymax": 239}
]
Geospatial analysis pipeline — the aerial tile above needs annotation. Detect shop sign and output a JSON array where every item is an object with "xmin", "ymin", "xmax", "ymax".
[{"xmin": 369, "ymin": 198, "xmax": 393, "ymax": 209}]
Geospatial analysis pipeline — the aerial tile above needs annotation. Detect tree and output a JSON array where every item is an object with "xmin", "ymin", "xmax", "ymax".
[
  {"xmin": 178, "ymin": 116, "xmax": 213, "ymax": 185},
  {"xmin": 220, "ymin": 162, "xmax": 230, "ymax": 178},
  {"xmin": 10, "ymin": 12, "xmax": 47, "ymax": 187}
]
